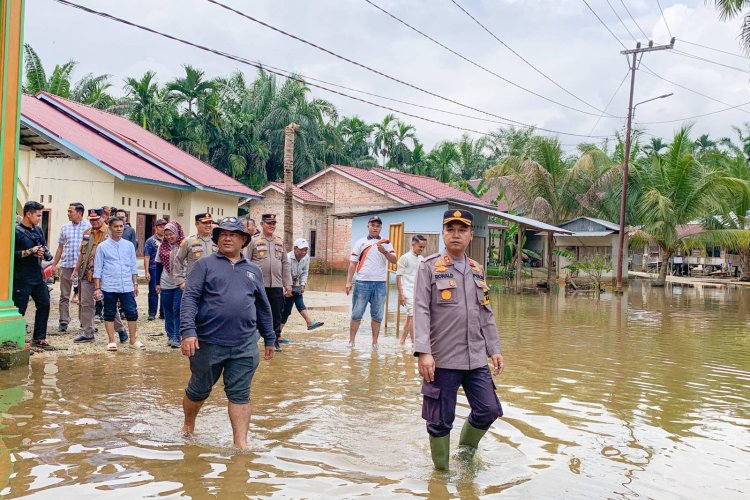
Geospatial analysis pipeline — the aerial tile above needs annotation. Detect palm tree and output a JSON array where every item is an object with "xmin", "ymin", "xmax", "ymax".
[
  {"xmin": 710, "ymin": 1, "xmax": 750, "ymax": 53},
  {"xmin": 167, "ymin": 64, "xmax": 216, "ymax": 117},
  {"xmin": 631, "ymin": 127, "xmax": 746, "ymax": 286},
  {"xmin": 454, "ymin": 134, "xmax": 488, "ymax": 180},
  {"xmin": 372, "ymin": 114, "xmax": 397, "ymax": 167},
  {"xmin": 484, "ymin": 136, "xmax": 617, "ymax": 286},
  {"xmin": 120, "ymin": 71, "xmax": 169, "ymax": 131},
  {"xmin": 388, "ymin": 121, "xmax": 416, "ymax": 169},
  {"xmin": 71, "ymin": 73, "xmax": 116, "ymax": 109},
  {"xmin": 408, "ymin": 140, "xmax": 428, "ymax": 175},
  {"xmin": 22, "ymin": 44, "xmax": 76, "ymax": 97},
  {"xmin": 643, "ymin": 137, "xmax": 668, "ymax": 157},
  {"xmin": 427, "ymin": 141, "xmax": 459, "ymax": 182}
]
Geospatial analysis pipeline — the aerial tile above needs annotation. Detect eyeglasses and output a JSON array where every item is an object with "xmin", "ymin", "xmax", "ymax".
[{"xmin": 220, "ymin": 217, "xmax": 239, "ymax": 224}]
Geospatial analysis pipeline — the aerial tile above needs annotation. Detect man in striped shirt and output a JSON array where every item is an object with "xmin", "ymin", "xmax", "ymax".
[
  {"xmin": 49, "ymin": 202, "xmax": 90, "ymax": 333},
  {"xmin": 345, "ymin": 216, "xmax": 396, "ymax": 349}
]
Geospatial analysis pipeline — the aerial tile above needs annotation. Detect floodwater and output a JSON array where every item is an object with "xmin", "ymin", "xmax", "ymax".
[{"xmin": 0, "ymin": 279, "xmax": 748, "ymax": 498}]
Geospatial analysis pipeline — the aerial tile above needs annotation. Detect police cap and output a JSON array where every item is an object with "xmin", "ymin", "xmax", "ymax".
[{"xmin": 443, "ymin": 209, "xmax": 473, "ymax": 226}]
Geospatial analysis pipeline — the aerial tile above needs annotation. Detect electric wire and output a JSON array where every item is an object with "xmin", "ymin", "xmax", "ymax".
[
  {"xmin": 52, "ymin": 0, "xmax": 614, "ymax": 139},
  {"xmin": 619, "ymin": 0, "xmax": 649, "ymax": 40},
  {"xmin": 671, "ymin": 49, "xmax": 750, "ymax": 74},
  {"xmin": 587, "ymin": 70, "xmax": 630, "ymax": 136},
  {"xmin": 678, "ymin": 39, "xmax": 746, "ymax": 60},
  {"xmin": 655, "ymin": 0, "xmax": 673, "ymax": 38},
  {"xmin": 581, "ymin": 0, "xmax": 628, "ymax": 50},
  {"xmin": 638, "ymin": 99, "xmax": 750, "ymax": 124},
  {"xmin": 606, "ymin": 0, "xmax": 638, "ymax": 42},
  {"xmin": 446, "ymin": 0, "xmax": 613, "ymax": 116}
]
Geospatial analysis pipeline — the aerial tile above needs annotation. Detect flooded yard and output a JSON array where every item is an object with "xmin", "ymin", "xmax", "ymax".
[{"xmin": 0, "ymin": 279, "xmax": 747, "ymax": 498}]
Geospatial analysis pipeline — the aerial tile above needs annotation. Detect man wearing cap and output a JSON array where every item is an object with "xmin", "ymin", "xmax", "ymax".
[
  {"xmin": 144, "ymin": 218, "xmax": 167, "ymax": 321},
  {"xmin": 245, "ymin": 214, "xmax": 291, "ymax": 352},
  {"xmin": 280, "ymin": 238, "xmax": 324, "ymax": 334},
  {"xmin": 180, "ymin": 216, "xmax": 275, "ymax": 450},
  {"xmin": 72, "ymin": 208, "xmax": 125, "ymax": 343},
  {"xmin": 346, "ymin": 215, "xmax": 397, "ymax": 349},
  {"xmin": 413, "ymin": 209, "xmax": 504, "ymax": 470},
  {"xmin": 176, "ymin": 213, "xmax": 218, "ymax": 278}
]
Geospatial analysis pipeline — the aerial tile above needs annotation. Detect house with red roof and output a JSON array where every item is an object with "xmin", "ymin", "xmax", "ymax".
[
  {"xmin": 17, "ymin": 92, "xmax": 260, "ymax": 254},
  {"xmin": 242, "ymin": 164, "xmax": 547, "ymax": 269}
]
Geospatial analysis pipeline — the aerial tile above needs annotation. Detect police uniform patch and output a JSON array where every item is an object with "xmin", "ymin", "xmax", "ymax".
[
  {"xmin": 441, "ymin": 289, "xmax": 452, "ymax": 300},
  {"xmin": 435, "ymin": 266, "xmax": 448, "ymax": 272}
]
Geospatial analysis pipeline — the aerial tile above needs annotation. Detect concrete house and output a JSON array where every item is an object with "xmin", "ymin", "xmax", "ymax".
[{"xmin": 17, "ymin": 93, "xmax": 260, "ymax": 254}]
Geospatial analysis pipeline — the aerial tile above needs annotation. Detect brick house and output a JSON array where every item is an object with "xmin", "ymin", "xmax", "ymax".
[{"xmin": 242, "ymin": 165, "xmax": 491, "ymax": 270}]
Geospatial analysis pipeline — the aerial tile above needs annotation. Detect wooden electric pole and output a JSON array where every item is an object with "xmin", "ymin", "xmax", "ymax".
[
  {"xmin": 615, "ymin": 38, "xmax": 675, "ymax": 292},
  {"xmin": 283, "ymin": 123, "xmax": 299, "ymax": 250}
]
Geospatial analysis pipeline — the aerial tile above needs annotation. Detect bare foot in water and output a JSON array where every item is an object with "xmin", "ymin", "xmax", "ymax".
[{"xmin": 182, "ymin": 423, "xmax": 195, "ymax": 437}]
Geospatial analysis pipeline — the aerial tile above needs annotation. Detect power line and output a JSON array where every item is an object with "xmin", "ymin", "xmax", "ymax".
[
  {"xmin": 671, "ymin": 49, "xmax": 750, "ymax": 74},
  {"xmin": 638, "ymin": 100, "xmax": 750, "ymax": 124},
  {"xmin": 605, "ymin": 0, "xmax": 637, "ymax": 42},
  {"xmin": 678, "ymin": 39, "xmax": 746, "ymax": 60},
  {"xmin": 619, "ymin": 0, "xmax": 649, "ymax": 40},
  {"xmin": 51, "ymin": 0, "xmax": 614, "ymax": 139},
  {"xmin": 655, "ymin": 0, "xmax": 673, "ymax": 38},
  {"xmin": 587, "ymin": 70, "xmax": 630, "ymax": 136},
  {"xmin": 581, "ymin": 0, "xmax": 627, "ymax": 50},
  {"xmin": 446, "ymin": 0, "xmax": 614, "ymax": 116}
]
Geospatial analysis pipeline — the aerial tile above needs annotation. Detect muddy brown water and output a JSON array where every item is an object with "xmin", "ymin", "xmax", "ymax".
[{"xmin": 0, "ymin": 279, "xmax": 748, "ymax": 498}]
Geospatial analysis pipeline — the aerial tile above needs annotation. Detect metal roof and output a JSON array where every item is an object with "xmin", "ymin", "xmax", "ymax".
[
  {"xmin": 561, "ymin": 216, "xmax": 621, "ymax": 232},
  {"xmin": 559, "ymin": 231, "xmax": 615, "ymax": 238}
]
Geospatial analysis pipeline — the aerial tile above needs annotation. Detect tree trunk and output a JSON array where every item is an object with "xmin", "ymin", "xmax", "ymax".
[
  {"xmin": 283, "ymin": 123, "xmax": 299, "ymax": 250},
  {"xmin": 641, "ymin": 245, "xmax": 648, "ymax": 273},
  {"xmin": 737, "ymin": 249, "xmax": 750, "ymax": 281},
  {"xmin": 546, "ymin": 233, "xmax": 554, "ymax": 290},
  {"xmin": 653, "ymin": 249, "xmax": 671, "ymax": 287}
]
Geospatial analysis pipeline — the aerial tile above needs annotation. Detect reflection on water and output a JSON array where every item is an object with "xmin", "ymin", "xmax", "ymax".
[{"xmin": 0, "ymin": 280, "xmax": 748, "ymax": 498}]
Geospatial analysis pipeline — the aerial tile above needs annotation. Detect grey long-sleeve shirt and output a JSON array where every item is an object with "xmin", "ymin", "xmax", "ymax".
[
  {"xmin": 180, "ymin": 252, "xmax": 275, "ymax": 347},
  {"xmin": 413, "ymin": 251, "xmax": 501, "ymax": 370}
]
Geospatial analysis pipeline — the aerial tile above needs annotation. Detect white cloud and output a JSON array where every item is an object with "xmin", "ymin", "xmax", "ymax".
[{"xmin": 23, "ymin": 0, "xmax": 750, "ymax": 150}]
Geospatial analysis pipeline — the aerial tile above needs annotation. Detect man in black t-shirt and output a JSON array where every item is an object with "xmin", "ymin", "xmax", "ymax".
[{"xmin": 13, "ymin": 201, "xmax": 53, "ymax": 349}]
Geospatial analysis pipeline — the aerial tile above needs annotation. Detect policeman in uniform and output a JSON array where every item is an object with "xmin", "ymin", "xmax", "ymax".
[
  {"xmin": 245, "ymin": 213, "xmax": 292, "ymax": 351},
  {"xmin": 413, "ymin": 209, "xmax": 505, "ymax": 470},
  {"xmin": 176, "ymin": 212, "xmax": 218, "ymax": 278}
]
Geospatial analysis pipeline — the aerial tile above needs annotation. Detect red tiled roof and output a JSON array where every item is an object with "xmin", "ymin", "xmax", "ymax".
[
  {"xmin": 21, "ymin": 95, "xmax": 189, "ymax": 188},
  {"xmin": 268, "ymin": 182, "xmax": 329, "ymax": 204},
  {"xmin": 38, "ymin": 93, "xmax": 259, "ymax": 198},
  {"xmin": 372, "ymin": 168, "xmax": 488, "ymax": 205},
  {"xmin": 330, "ymin": 165, "xmax": 429, "ymax": 204}
]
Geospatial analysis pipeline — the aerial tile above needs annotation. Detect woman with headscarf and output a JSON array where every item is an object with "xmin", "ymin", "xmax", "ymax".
[{"xmin": 156, "ymin": 221, "xmax": 185, "ymax": 348}]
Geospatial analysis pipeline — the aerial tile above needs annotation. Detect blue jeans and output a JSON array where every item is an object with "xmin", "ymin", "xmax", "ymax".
[
  {"xmin": 102, "ymin": 291, "xmax": 138, "ymax": 322},
  {"xmin": 351, "ymin": 280, "xmax": 386, "ymax": 323},
  {"xmin": 161, "ymin": 287, "xmax": 183, "ymax": 342},
  {"xmin": 147, "ymin": 266, "xmax": 162, "ymax": 317}
]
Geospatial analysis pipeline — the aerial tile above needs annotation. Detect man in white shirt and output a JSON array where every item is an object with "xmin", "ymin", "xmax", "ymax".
[
  {"xmin": 345, "ymin": 216, "xmax": 397, "ymax": 349},
  {"xmin": 397, "ymin": 234, "xmax": 427, "ymax": 346}
]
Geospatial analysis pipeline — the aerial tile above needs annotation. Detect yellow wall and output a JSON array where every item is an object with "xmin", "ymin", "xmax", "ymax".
[{"xmin": 17, "ymin": 151, "xmax": 242, "ymax": 248}]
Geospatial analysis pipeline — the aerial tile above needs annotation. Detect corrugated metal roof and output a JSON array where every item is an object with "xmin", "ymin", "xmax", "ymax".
[
  {"xmin": 561, "ymin": 216, "xmax": 621, "ymax": 232},
  {"xmin": 37, "ymin": 93, "xmax": 260, "ymax": 198},
  {"xmin": 560, "ymin": 231, "xmax": 615, "ymax": 237},
  {"xmin": 268, "ymin": 182, "xmax": 330, "ymax": 204},
  {"xmin": 372, "ymin": 168, "xmax": 488, "ymax": 206},
  {"xmin": 21, "ymin": 95, "xmax": 190, "ymax": 188},
  {"xmin": 331, "ymin": 165, "xmax": 429, "ymax": 204}
]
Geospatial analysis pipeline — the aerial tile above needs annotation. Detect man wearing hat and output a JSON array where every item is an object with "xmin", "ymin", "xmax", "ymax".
[
  {"xmin": 346, "ymin": 215, "xmax": 397, "ymax": 349},
  {"xmin": 144, "ymin": 218, "xmax": 167, "ymax": 321},
  {"xmin": 245, "ymin": 214, "xmax": 291, "ymax": 352},
  {"xmin": 280, "ymin": 238, "xmax": 324, "ymax": 334},
  {"xmin": 413, "ymin": 209, "xmax": 505, "ymax": 470},
  {"xmin": 176, "ymin": 212, "xmax": 218, "ymax": 278},
  {"xmin": 180, "ymin": 216, "xmax": 275, "ymax": 450},
  {"xmin": 72, "ymin": 208, "xmax": 125, "ymax": 343}
]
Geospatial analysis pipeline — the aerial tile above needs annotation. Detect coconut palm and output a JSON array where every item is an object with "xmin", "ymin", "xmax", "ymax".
[
  {"xmin": 22, "ymin": 44, "xmax": 76, "ymax": 97},
  {"xmin": 388, "ymin": 121, "xmax": 416, "ymax": 169},
  {"xmin": 630, "ymin": 126, "xmax": 746, "ymax": 286},
  {"xmin": 70, "ymin": 73, "xmax": 116, "ymax": 109},
  {"xmin": 167, "ymin": 65, "xmax": 216, "ymax": 117},
  {"xmin": 710, "ymin": 1, "xmax": 750, "ymax": 53},
  {"xmin": 427, "ymin": 141, "xmax": 459, "ymax": 182},
  {"xmin": 454, "ymin": 134, "xmax": 489, "ymax": 180}
]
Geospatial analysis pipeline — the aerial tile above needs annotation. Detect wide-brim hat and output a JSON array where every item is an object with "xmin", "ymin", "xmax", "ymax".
[{"xmin": 212, "ymin": 217, "xmax": 252, "ymax": 248}]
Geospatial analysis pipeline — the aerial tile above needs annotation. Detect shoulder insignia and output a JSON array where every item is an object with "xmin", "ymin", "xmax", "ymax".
[
  {"xmin": 423, "ymin": 252, "xmax": 440, "ymax": 262},
  {"xmin": 443, "ymin": 255, "xmax": 452, "ymax": 265}
]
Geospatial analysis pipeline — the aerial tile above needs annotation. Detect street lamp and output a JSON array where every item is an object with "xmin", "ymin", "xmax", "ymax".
[{"xmin": 615, "ymin": 92, "xmax": 673, "ymax": 292}]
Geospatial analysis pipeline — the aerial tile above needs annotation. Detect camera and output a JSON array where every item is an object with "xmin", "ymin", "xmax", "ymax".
[{"xmin": 41, "ymin": 245, "xmax": 53, "ymax": 261}]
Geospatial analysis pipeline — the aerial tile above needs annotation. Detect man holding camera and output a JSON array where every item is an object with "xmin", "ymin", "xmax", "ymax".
[{"xmin": 13, "ymin": 201, "xmax": 53, "ymax": 350}]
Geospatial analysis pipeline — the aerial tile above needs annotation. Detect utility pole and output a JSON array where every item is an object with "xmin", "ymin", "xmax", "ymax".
[
  {"xmin": 615, "ymin": 38, "xmax": 675, "ymax": 292},
  {"xmin": 283, "ymin": 123, "xmax": 299, "ymax": 250}
]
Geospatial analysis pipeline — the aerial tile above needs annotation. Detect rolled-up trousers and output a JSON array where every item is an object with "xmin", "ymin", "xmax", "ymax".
[{"xmin": 79, "ymin": 280, "xmax": 123, "ymax": 338}]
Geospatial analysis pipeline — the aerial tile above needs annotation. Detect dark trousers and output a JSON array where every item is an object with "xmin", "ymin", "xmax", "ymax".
[
  {"xmin": 281, "ymin": 292, "xmax": 306, "ymax": 324},
  {"xmin": 147, "ymin": 267, "xmax": 163, "ymax": 317},
  {"xmin": 102, "ymin": 291, "xmax": 138, "ymax": 322},
  {"xmin": 421, "ymin": 366, "xmax": 503, "ymax": 438},
  {"xmin": 265, "ymin": 287, "xmax": 285, "ymax": 339},
  {"xmin": 95, "ymin": 299, "xmax": 103, "ymax": 317},
  {"xmin": 13, "ymin": 282, "xmax": 50, "ymax": 342}
]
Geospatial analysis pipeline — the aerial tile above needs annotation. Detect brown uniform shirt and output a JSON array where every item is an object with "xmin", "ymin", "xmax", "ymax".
[
  {"xmin": 175, "ymin": 234, "xmax": 217, "ymax": 278},
  {"xmin": 246, "ymin": 233, "xmax": 292, "ymax": 288},
  {"xmin": 78, "ymin": 224, "xmax": 109, "ymax": 282},
  {"xmin": 413, "ymin": 251, "xmax": 500, "ymax": 370}
]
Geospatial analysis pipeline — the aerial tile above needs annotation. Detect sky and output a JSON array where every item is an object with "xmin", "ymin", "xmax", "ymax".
[{"xmin": 23, "ymin": 0, "xmax": 750, "ymax": 151}]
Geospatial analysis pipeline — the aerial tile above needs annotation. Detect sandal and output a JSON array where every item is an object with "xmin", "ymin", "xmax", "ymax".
[
  {"xmin": 106, "ymin": 342, "xmax": 118, "ymax": 351},
  {"xmin": 307, "ymin": 321, "xmax": 324, "ymax": 331},
  {"xmin": 32, "ymin": 340, "xmax": 55, "ymax": 351},
  {"xmin": 129, "ymin": 340, "xmax": 145, "ymax": 350}
]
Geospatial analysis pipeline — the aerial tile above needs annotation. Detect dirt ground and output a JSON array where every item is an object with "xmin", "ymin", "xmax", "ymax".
[{"xmin": 22, "ymin": 284, "xmax": 352, "ymax": 357}]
